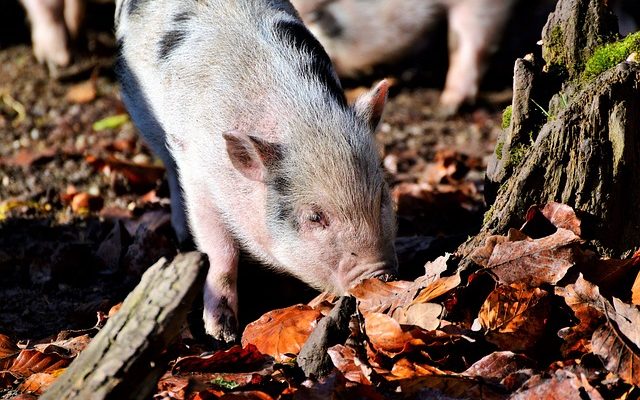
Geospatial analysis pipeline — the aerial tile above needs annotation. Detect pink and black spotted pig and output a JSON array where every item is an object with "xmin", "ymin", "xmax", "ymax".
[{"xmin": 114, "ymin": 0, "xmax": 397, "ymax": 343}]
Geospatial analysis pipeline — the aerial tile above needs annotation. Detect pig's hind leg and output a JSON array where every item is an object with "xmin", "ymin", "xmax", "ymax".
[{"xmin": 440, "ymin": 0, "xmax": 513, "ymax": 115}]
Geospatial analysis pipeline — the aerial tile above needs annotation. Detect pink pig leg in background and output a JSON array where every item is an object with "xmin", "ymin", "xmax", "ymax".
[
  {"xmin": 64, "ymin": 0, "xmax": 85, "ymax": 40},
  {"xmin": 20, "ymin": 0, "xmax": 71, "ymax": 69},
  {"xmin": 441, "ymin": 0, "xmax": 514, "ymax": 115}
]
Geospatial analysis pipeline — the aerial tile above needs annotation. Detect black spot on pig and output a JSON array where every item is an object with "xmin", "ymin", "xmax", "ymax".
[
  {"xmin": 173, "ymin": 11, "xmax": 193, "ymax": 24},
  {"xmin": 158, "ymin": 30, "xmax": 187, "ymax": 60},
  {"xmin": 127, "ymin": 0, "xmax": 152, "ymax": 16},
  {"xmin": 274, "ymin": 20, "xmax": 347, "ymax": 108},
  {"xmin": 157, "ymin": 12, "xmax": 194, "ymax": 61}
]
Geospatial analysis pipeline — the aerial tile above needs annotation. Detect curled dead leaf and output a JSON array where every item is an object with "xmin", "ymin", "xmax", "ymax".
[
  {"xmin": 539, "ymin": 203, "xmax": 581, "ymax": 236},
  {"xmin": 555, "ymin": 275, "xmax": 607, "ymax": 357},
  {"xmin": 10, "ymin": 349, "xmax": 72, "ymax": 378},
  {"xmin": 478, "ymin": 283, "xmax": 550, "ymax": 352},
  {"xmin": 591, "ymin": 297, "xmax": 640, "ymax": 386},
  {"xmin": 327, "ymin": 344, "xmax": 372, "ymax": 385},
  {"xmin": 18, "ymin": 369, "xmax": 65, "ymax": 395},
  {"xmin": 387, "ymin": 358, "xmax": 447, "ymax": 381},
  {"xmin": 241, "ymin": 305, "xmax": 322, "ymax": 362}
]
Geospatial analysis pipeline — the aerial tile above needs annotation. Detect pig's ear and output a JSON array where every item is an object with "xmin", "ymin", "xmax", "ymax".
[
  {"xmin": 223, "ymin": 130, "xmax": 279, "ymax": 182},
  {"xmin": 353, "ymin": 79, "xmax": 390, "ymax": 130}
]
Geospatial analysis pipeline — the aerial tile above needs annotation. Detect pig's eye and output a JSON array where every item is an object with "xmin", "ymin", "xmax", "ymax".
[{"xmin": 308, "ymin": 211, "xmax": 328, "ymax": 227}]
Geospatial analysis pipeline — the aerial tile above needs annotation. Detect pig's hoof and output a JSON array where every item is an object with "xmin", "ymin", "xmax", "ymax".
[{"xmin": 203, "ymin": 303, "xmax": 239, "ymax": 346}]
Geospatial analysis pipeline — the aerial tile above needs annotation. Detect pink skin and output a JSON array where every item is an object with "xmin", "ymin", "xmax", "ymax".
[
  {"xmin": 181, "ymin": 81, "xmax": 395, "ymax": 343},
  {"xmin": 20, "ymin": 0, "xmax": 85, "ymax": 71},
  {"xmin": 440, "ymin": 0, "xmax": 513, "ymax": 114}
]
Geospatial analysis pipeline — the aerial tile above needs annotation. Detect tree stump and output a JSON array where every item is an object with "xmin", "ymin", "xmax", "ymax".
[
  {"xmin": 41, "ymin": 252, "xmax": 208, "ymax": 400},
  {"xmin": 458, "ymin": 0, "xmax": 640, "ymax": 261}
]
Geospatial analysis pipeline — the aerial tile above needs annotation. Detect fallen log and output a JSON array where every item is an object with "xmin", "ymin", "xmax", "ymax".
[{"xmin": 41, "ymin": 252, "xmax": 208, "ymax": 400}]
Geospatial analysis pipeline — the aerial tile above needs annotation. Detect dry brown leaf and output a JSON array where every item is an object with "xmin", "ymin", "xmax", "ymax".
[
  {"xmin": 0, "ymin": 334, "xmax": 19, "ymax": 359},
  {"xmin": 241, "ymin": 305, "xmax": 322, "ymax": 362},
  {"xmin": 156, "ymin": 374, "xmax": 191, "ymax": 400},
  {"xmin": 290, "ymin": 372, "xmax": 386, "ymax": 400},
  {"xmin": 173, "ymin": 344, "xmax": 272, "ymax": 374},
  {"xmin": 18, "ymin": 369, "xmax": 65, "ymax": 395},
  {"xmin": 478, "ymin": 283, "xmax": 550, "ymax": 352},
  {"xmin": 349, "ymin": 278, "xmax": 415, "ymax": 314},
  {"xmin": 65, "ymin": 80, "xmax": 96, "ymax": 104},
  {"xmin": 363, "ymin": 313, "xmax": 465, "ymax": 359},
  {"xmin": 411, "ymin": 273, "xmax": 461, "ymax": 305},
  {"xmin": 392, "ymin": 303, "xmax": 443, "ymax": 331},
  {"xmin": 9, "ymin": 349, "xmax": 71, "ymax": 378},
  {"xmin": 540, "ymin": 202, "xmax": 582, "ymax": 236},
  {"xmin": 581, "ymin": 256, "xmax": 640, "ymax": 299},
  {"xmin": 462, "ymin": 351, "xmax": 532, "ymax": 381},
  {"xmin": 633, "ymin": 270, "xmax": 640, "ymax": 306},
  {"xmin": 326, "ymin": 344, "xmax": 372, "ymax": 384},
  {"xmin": 511, "ymin": 370, "xmax": 603, "ymax": 400},
  {"xmin": 592, "ymin": 298, "xmax": 640, "ymax": 386},
  {"xmin": 33, "ymin": 335, "xmax": 91, "ymax": 358},
  {"xmin": 364, "ymin": 312, "xmax": 414, "ymax": 355},
  {"xmin": 469, "ymin": 235, "xmax": 509, "ymax": 267},
  {"xmin": 387, "ymin": 358, "xmax": 447, "ymax": 380},
  {"xmin": 555, "ymin": 275, "xmax": 607, "ymax": 356},
  {"xmin": 488, "ymin": 228, "xmax": 582, "ymax": 287},
  {"xmin": 398, "ymin": 374, "xmax": 506, "ymax": 400},
  {"xmin": 70, "ymin": 192, "xmax": 104, "ymax": 214},
  {"xmin": 423, "ymin": 254, "xmax": 450, "ymax": 280}
]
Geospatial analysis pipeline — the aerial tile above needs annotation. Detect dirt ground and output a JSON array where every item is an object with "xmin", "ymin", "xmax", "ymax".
[{"xmin": 0, "ymin": 2, "xmax": 516, "ymax": 345}]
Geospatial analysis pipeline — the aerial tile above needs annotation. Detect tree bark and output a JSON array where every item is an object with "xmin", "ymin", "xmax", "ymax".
[
  {"xmin": 41, "ymin": 252, "xmax": 208, "ymax": 400},
  {"xmin": 458, "ymin": 0, "xmax": 640, "ymax": 262}
]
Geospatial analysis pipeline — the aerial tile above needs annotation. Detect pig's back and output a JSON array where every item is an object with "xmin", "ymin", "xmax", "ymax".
[{"xmin": 115, "ymin": 0, "xmax": 345, "ymax": 145}]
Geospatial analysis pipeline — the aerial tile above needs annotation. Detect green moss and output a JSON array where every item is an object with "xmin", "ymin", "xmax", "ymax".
[
  {"xmin": 543, "ymin": 25, "xmax": 566, "ymax": 69},
  {"xmin": 583, "ymin": 31, "xmax": 640, "ymax": 80},
  {"xmin": 483, "ymin": 205, "xmax": 495, "ymax": 226},
  {"xmin": 211, "ymin": 377, "xmax": 241, "ymax": 390},
  {"xmin": 506, "ymin": 144, "xmax": 528, "ymax": 168},
  {"xmin": 501, "ymin": 105, "xmax": 512, "ymax": 129},
  {"xmin": 495, "ymin": 141, "xmax": 504, "ymax": 160}
]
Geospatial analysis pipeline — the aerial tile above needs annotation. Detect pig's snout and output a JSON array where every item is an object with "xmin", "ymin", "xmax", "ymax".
[{"xmin": 337, "ymin": 255, "xmax": 398, "ymax": 293}]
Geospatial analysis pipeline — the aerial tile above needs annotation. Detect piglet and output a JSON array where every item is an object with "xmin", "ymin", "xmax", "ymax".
[
  {"xmin": 290, "ymin": 0, "xmax": 517, "ymax": 115},
  {"xmin": 115, "ymin": 0, "xmax": 397, "ymax": 343}
]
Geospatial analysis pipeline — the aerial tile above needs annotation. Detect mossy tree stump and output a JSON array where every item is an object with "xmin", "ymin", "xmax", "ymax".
[{"xmin": 458, "ymin": 0, "xmax": 640, "ymax": 261}]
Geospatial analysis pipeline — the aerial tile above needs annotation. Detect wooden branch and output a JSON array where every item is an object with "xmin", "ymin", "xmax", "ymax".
[{"xmin": 41, "ymin": 252, "xmax": 208, "ymax": 400}]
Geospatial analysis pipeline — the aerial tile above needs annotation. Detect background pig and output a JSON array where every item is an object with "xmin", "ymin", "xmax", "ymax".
[
  {"xmin": 291, "ymin": 0, "xmax": 518, "ymax": 115},
  {"xmin": 19, "ymin": 0, "xmax": 84, "ymax": 71},
  {"xmin": 291, "ymin": 0, "xmax": 640, "ymax": 114},
  {"xmin": 115, "ymin": 0, "xmax": 397, "ymax": 342}
]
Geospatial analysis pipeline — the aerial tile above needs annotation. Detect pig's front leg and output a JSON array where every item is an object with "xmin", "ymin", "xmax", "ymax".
[{"xmin": 187, "ymin": 195, "xmax": 239, "ymax": 343}]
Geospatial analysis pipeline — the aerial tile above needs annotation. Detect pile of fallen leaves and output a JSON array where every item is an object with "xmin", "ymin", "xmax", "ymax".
[{"xmin": 1, "ymin": 203, "xmax": 638, "ymax": 399}]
